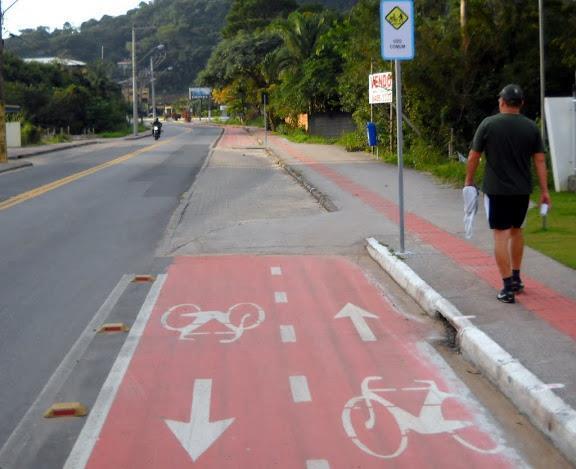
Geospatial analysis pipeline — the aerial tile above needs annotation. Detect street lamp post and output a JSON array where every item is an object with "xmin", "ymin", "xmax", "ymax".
[
  {"xmin": 538, "ymin": 0, "xmax": 546, "ymax": 141},
  {"xmin": 148, "ymin": 45, "xmax": 165, "ymax": 121},
  {"xmin": 131, "ymin": 27, "xmax": 138, "ymax": 136},
  {"xmin": 150, "ymin": 56, "xmax": 157, "ymax": 121},
  {"xmin": 0, "ymin": 0, "xmax": 8, "ymax": 163}
]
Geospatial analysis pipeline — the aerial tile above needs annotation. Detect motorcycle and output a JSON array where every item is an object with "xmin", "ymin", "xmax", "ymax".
[{"xmin": 152, "ymin": 125, "xmax": 161, "ymax": 140}]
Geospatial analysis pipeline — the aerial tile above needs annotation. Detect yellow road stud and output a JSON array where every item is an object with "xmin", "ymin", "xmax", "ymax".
[
  {"xmin": 98, "ymin": 323, "xmax": 129, "ymax": 333},
  {"xmin": 132, "ymin": 275, "xmax": 156, "ymax": 283},
  {"xmin": 44, "ymin": 402, "xmax": 87, "ymax": 418}
]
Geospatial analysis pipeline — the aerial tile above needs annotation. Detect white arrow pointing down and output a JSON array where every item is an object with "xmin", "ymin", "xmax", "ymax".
[
  {"xmin": 165, "ymin": 379, "xmax": 235, "ymax": 462},
  {"xmin": 334, "ymin": 303, "xmax": 379, "ymax": 342}
]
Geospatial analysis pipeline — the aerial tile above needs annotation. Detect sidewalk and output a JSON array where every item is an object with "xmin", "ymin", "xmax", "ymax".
[{"xmin": 237, "ymin": 128, "xmax": 576, "ymax": 460}]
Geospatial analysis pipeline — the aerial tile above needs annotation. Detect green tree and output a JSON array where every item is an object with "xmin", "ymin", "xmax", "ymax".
[
  {"xmin": 271, "ymin": 9, "xmax": 343, "ymax": 119},
  {"xmin": 3, "ymin": 51, "xmax": 127, "ymax": 134},
  {"xmin": 222, "ymin": 0, "xmax": 298, "ymax": 38}
]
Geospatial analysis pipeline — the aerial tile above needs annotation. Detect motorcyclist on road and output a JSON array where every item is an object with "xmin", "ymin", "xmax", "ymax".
[{"xmin": 152, "ymin": 117, "xmax": 163, "ymax": 140}]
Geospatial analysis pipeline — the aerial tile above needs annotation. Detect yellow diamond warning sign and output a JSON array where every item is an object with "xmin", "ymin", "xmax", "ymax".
[
  {"xmin": 385, "ymin": 6, "xmax": 409, "ymax": 30},
  {"xmin": 380, "ymin": 0, "xmax": 414, "ymax": 60}
]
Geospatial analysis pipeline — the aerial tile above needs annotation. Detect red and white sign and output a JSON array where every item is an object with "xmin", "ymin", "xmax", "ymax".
[
  {"xmin": 67, "ymin": 255, "xmax": 518, "ymax": 468},
  {"xmin": 369, "ymin": 72, "xmax": 393, "ymax": 104}
]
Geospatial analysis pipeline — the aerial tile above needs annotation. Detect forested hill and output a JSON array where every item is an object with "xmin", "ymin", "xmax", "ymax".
[{"xmin": 5, "ymin": 0, "xmax": 356, "ymax": 96}]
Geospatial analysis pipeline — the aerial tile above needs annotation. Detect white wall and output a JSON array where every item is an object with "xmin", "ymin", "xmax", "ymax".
[
  {"xmin": 545, "ymin": 97, "xmax": 576, "ymax": 192},
  {"xmin": 6, "ymin": 122, "xmax": 22, "ymax": 148}
]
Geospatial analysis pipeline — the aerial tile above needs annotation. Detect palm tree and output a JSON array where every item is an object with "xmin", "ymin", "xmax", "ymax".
[{"xmin": 274, "ymin": 11, "xmax": 330, "ymax": 72}]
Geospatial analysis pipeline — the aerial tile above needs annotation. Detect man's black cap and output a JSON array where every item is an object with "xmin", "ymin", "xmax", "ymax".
[{"xmin": 498, "ymin": 84, "xmax": 524, "ymax": 105}]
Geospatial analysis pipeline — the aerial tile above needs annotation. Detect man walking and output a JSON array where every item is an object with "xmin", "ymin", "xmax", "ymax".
[{"xmin": 465, "ymin": 84, "xmax": 551, "ymax": 303}]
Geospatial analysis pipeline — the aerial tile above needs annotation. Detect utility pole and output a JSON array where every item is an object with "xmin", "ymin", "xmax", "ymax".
[
  {"xmin": 131, "ymin": 26, "xmax": 138, "ymax": 136},
  {"xmin": 150, "ymin": 56, "xmax": 156, "ymax": 120},
  {"xmin": 538, "ymin": 0, "xmax": 546, "ymax": 141},
  {"xmin": 0, "ymin": 0, "xmax": 8, "ymax": 163},
  {"xmin": 460, "ymin": 0, "xmax": 469, "ymax": 53}
]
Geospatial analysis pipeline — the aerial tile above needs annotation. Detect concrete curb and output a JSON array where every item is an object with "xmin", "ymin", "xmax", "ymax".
[
  {"xmin": 123, "ymin": 133, "xmax": 153, "ymax": 141},
  {"xmin": 244, "ymin": 127, "xmax": 339, "ymax": 212},
  {"xmin": 366, "ymin": 237, "xmax": 576, "ymax": 464},
  {"xmin": 265, "ymin": 147, "xmax": 338, "ymax": 213},
  {"xmin": 0, "ymin": 161, "xmax": 33, "ymax": 174},
  {"xmin": 7, "ymin": 133, "xmax": 152, "ymax": 160},
  {"xmin": 255, "ymin": 136, "xmax": 338, "ymax": 213},
  {"xmin": 8, "ymin": 141, "xmax": 101, "ymax": 159}
]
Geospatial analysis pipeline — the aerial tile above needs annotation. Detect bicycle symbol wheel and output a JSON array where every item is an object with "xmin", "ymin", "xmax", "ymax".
[
  {"xmin": 342, "ymin": 395, "xmax": 408, "ymax": 459},
  {"xmin": 342, "ymin": 377, "xmax": 502, "ymax": 459},
  {"xmin": 161, "ymin": 303, "xmax": 202, "ymax": 335}
]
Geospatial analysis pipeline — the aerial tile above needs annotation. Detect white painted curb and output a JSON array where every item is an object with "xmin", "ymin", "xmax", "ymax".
[{"xmin": 366, "ymin": 237, "xmax": 576, "ymax": 464}]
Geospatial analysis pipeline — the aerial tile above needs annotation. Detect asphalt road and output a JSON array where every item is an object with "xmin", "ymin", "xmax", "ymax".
[{"xmin": 0, "ymin": 124, "xmax": 221, "ymax": 449}]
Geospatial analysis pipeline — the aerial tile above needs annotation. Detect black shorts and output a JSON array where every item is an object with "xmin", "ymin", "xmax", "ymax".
[{"xmin": 484, "ymin": 194, "xmax": 530, "ymax": 230}]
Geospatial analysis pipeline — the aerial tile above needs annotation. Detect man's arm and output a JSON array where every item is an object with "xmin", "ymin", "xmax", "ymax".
[
  {"xmin": 464, "ymin": 150, "xmax": 482, "ymax": 186},
  {"xmin": 533, "ymin": 152, "xmax": 551, "ymax": 207}
]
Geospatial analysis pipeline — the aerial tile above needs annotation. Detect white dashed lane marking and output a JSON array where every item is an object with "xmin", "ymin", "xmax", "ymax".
[
  {"xmin": 271, "ymin": 266, "xmax": 283, "ymax": 276},
  {"xmin": 280, "ymin": 325, "xmax": 296, "ymax": 343},
  {"xmin": 289, "ymin": 375, "xmax": 312, "ymax": 403},
  {"xmin": 306, "ymin": 460, "xmax": 330, "ymax": 469},
  {"xmin": 275, "ymin": 291, "xmax": 288, "ymax": 303}
]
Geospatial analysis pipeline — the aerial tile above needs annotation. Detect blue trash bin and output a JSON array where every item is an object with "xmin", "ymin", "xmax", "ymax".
[{"xmin": 366, "ymin": 122, "xmax": 377, "ymax": 147}]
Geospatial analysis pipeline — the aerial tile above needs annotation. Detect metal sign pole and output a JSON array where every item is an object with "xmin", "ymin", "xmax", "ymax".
[
  {"xmin": 395, "ymin": 60, "xmax": 405, "ymax": 253},
  {"xmin": 381, "ymin": 0, "xmax": 414, "ymax": 255}
]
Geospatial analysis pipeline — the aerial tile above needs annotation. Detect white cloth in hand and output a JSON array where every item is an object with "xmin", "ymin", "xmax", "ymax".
[{"xmin": 463, "ymin": 186, "xmax": 479, "ymax": 239}]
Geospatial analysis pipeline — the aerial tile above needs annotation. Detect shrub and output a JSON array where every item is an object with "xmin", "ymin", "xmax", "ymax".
[
  {"xmin": 21, "ymin": 121, "xmax": 42, "ymax": 146},
  {"xmin": 337, "ymin": 130, "xmax": 366, "ymax": 152},
  {"xmin": 42, "ymin": 134, "xmax": 72, "ymax": 144}
]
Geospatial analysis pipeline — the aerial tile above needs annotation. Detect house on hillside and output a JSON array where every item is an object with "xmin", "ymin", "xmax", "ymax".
[{"xmin": 23, "ymin": 57, "xmax": 86, "ymax": 68}]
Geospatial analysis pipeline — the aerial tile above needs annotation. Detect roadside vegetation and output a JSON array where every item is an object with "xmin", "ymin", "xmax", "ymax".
[
  {"xmin": 200, "ymin": 0, "xmax": 576, "ymax": 152},
  {"xmin": 98, "ymin": 123, "xmax": 149, "ymax": 139},
  {"xmin": 4, "ymin": 53, "xmax": 128, "ymax": 144},
  {"xmin": 198, "ymin": 0, "xmax": 576, "ymax": 268}
]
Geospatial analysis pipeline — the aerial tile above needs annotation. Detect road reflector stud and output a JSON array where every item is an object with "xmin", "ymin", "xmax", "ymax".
[
  {"xmin": 44, "ymin": 402, "xmax": 87, "ymax": 418},
  {"xmin": 98, "ymin": 323, "xmax": 129, "ymax": 333},
  {"xmin": 132, "ymin": 275, "xmax": 156, "ymax": 283}
]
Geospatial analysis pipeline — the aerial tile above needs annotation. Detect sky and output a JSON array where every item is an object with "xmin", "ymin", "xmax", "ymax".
[{"xmin": 2, "ymin": 0, "xmax": 143, "ymax": 36}]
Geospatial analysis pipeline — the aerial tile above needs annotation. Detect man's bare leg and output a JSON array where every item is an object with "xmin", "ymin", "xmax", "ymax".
[
  {"xmin": 494, "ymin": 228, "xmax": 516, "ymax": 302},
  {"xmin": 510, "ymin": 227, "xmax": 525, "ymax": 291},
  {"xmin": 510, "ymin": 227, "xmax": 524, "ymax": 270},
  {"xmin": 493, "ymin": 228, "xmax": 512, "ymax": 279}
]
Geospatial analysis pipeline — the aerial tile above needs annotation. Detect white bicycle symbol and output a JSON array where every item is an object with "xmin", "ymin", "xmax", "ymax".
[
  {"xmin": 161, "ymin": 303, "xmax": 265, "ymax": 343},
  {"xmin": 342, "ymin": 376, "xmax": 502, "ymax": 459}
]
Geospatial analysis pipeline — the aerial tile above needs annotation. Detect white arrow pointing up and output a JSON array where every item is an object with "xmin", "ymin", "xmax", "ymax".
[
  {"xmin": 334, "ymin": 303, "xmax": 379, "ymax": 342},
  {"xmin": 165, "ymin": 379, "xmax": 235, "ymax": 462}
]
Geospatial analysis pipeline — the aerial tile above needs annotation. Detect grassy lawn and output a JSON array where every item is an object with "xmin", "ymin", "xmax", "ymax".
[{"xmin": 524, "ymin": 191, "xmax": 576, "ymax": 269}]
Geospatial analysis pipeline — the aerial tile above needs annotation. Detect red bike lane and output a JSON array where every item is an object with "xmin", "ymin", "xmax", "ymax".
[{"xmin": 70, "ymin": 255, "xmax": 520, "ymax": 468}]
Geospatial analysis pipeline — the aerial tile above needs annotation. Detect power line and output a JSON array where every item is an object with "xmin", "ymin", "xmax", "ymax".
[{"xmin": 3, "ymin": 0, "xmax": 22, "ymax": 15}]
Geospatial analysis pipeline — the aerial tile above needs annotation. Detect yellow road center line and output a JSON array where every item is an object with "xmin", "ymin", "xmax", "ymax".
[{"xmin": 0, "ymin": 133, "xmax": 187, "ymax": 211}]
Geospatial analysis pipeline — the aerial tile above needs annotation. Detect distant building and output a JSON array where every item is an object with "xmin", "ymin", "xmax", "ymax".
[
  {"xmin": 117, "ymin": 60, "xmax": 132, "ymax": 77},
  {"xmin": 122, "ymin": 86, "xmax": 149, "ymax": 103},
  {"xmin": 6, "ymin": 105, "xmax": 21, "ymax": 115},
  {"xmin": 23, "ymin": 57, "xmax": 86, "ymax": 67}
]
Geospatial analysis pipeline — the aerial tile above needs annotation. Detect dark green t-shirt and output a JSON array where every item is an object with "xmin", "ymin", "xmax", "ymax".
[{"xmin": 471, "ymin": 113, "xmax": 544, "ymax": 195}]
